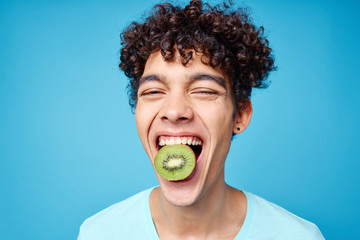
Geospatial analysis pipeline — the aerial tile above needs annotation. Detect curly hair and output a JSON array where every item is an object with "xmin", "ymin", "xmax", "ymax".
[{"xmin": 119, "ymin": 0, "xmax": 276, "ymax": 111}]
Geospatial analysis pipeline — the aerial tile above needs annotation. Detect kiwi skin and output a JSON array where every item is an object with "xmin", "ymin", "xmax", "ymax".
[{"xmin": 154, "ymin": 144, "xmax": 196, "ymax": 181}]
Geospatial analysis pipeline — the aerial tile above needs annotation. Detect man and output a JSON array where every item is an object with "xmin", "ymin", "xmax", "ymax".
[{"xmin": 78, "ymin": 0, "xmax": 324, "ymax": 239}]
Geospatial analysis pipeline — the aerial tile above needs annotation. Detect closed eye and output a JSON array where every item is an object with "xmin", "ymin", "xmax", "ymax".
[
  {"xmin": 194, "ymin": 90, "xmax": 219, "ymax": 95},
  {"xmin": 192, "ymin": 88, "xmax": 220, "ymax": 95},
  {"xmin": 191, "ymin": 88, "xmax": 223, "ymax": 101},
  {"xmin": 138, "ymin": 89, "xmax": 166, "ymax": 101},
  {"xmin": 141, "ymin": 90, "xmax": 164, "ymax": 96}
]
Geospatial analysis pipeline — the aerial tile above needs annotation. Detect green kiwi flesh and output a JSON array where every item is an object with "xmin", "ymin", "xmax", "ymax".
[{"xmin": 154, "ymin": 144, "xmax": 196, "ymax": 181}]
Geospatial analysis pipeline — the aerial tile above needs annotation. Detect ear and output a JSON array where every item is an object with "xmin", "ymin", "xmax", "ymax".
[{"xmin": 233, "ymin": 99, "xmax": 253, "ymax": 134}]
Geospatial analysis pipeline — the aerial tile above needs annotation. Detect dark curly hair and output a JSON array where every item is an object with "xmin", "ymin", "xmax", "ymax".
[{"xmin": 119, "ymin": 0, "xmax": 275, "ymax": 111}]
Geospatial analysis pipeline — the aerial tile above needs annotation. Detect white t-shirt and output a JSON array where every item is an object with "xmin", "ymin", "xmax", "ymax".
[{"xmin": 78, "ymin": 187, "xmax": 324, "ymax": 239}]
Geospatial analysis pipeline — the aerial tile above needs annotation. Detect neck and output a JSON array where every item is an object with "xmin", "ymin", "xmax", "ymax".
[{"xmin": 150, "ymin": 173, "xmax": 247, "ymax": 239}]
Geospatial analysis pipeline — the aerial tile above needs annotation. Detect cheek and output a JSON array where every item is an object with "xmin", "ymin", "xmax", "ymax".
[
  {"xmin": 214, "ymin": 111, "xmax": 234, "ymax": 139},
  {"xmin": 135, "ymin": 105, "xmax": 153, "ymax": 139},
  {"xmin": 135, "ymin": 106, "xmax": 155, "ymax": 157},
  {"xmin": 197, "ymin": 101, "xmax": 234, "ymax": 136},
  {"xmin": 135, "ymin": 101, "xmax": 162, "ymax": 142}
]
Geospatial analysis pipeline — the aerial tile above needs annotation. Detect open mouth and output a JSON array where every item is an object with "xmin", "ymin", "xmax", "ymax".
[{"xmin": 157, "ymin": 136, "xmax": 203, "ymax": 160}]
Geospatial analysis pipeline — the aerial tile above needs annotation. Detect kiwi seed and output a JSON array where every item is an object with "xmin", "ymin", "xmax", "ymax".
[{"xmin": 154, "ymin": 144, "xmax": 196, "ymax": 181}]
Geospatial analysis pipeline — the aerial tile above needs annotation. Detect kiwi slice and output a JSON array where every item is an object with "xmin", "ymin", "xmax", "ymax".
[{"xmin": 154, "ymin": 144, "xmax": 196, "ymax": 181}]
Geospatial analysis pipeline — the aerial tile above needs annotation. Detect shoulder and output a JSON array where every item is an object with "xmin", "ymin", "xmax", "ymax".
[
  {"xmin": 78, "ymin": 187, "xmax": 154, "ymax": 240},
  {"xmin": 244, "ymin": 191, "xmax": 324, "ymax": 240}
]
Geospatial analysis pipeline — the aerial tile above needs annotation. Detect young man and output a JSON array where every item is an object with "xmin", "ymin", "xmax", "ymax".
[{"xmin": 78, "ymin": 0, "xmax": 324, "ymax": 239}]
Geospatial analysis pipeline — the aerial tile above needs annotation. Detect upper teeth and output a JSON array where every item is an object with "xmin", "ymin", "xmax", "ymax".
[{"xmin": 159, "ymin": 136, "xmax": 202, "ymax": 147}]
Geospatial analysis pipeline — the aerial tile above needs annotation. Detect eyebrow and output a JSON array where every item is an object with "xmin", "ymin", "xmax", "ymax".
[
  {"xmin": 189, "ymin": 73, "xmax": 227, "ymax": 90},
  {"xmin": 139, "ymin": 73, "xmax": 227, "ymax": 90},
  {"xmin": 139, "ymin": 74, "xmax": 166, "ymax": 86}
]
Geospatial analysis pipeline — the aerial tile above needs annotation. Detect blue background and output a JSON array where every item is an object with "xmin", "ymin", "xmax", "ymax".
[{"xmin": 1, "ymin": 0, "xmax": 359, "ymax": 239}]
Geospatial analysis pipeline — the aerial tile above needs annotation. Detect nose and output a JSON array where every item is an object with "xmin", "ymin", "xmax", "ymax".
[{"xmin": 159, "ymin": 93, "xmax": 194, "ymax": 124}]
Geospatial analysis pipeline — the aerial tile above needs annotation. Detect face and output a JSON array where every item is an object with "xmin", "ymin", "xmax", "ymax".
[{"xmin": 135, "ymin": 50, "xmax": 243, "ymax": 206}]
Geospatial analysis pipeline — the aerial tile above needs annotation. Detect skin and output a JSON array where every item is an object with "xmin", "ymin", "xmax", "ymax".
[{"xmin": 135, "ymin": 50, "xmax": 253, "ymax": 239}]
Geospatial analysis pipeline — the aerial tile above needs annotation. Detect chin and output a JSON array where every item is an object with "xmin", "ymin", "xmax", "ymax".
[{"xmin": 157, "ymin": 173, "xmax": 205, "ymax": 207}]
